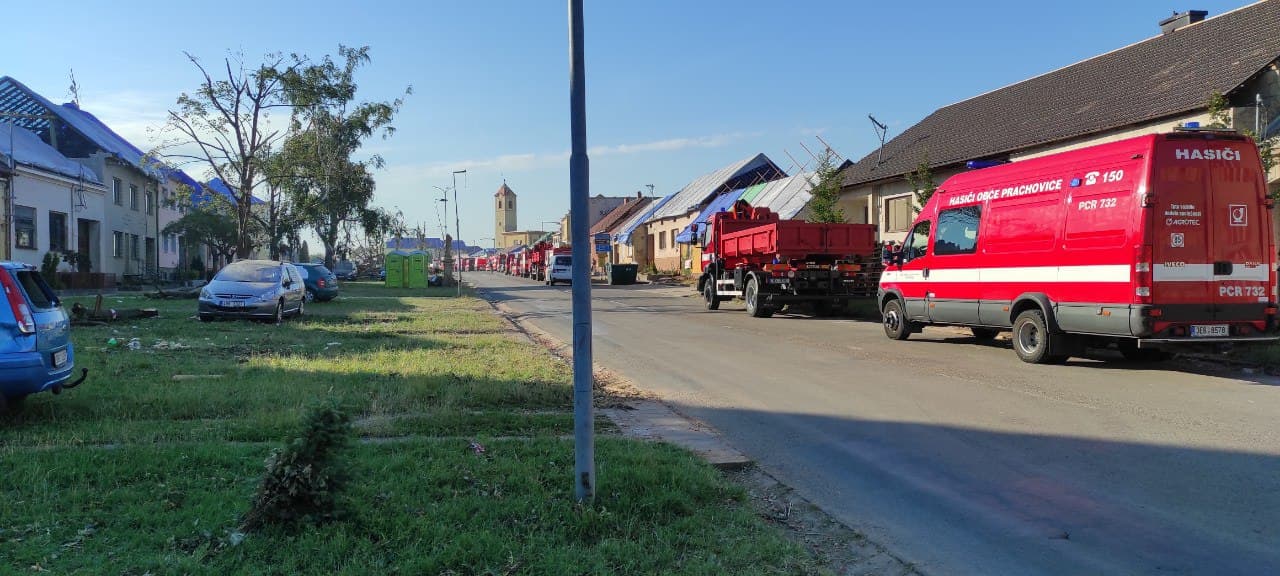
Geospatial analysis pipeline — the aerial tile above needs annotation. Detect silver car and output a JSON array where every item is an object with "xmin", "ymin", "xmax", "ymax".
[{"xmin": 198, "ymin": 260, "xmax": 306, "ymax": 323}]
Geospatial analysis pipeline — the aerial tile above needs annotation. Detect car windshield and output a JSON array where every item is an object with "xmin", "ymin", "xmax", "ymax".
[
  {"xmin": 215, "ymin": 262, "xmax": 281, "ymax": 283},
  {"xmin": 555, "ymin": 256, "xmax": 571, "ymax": 266}
]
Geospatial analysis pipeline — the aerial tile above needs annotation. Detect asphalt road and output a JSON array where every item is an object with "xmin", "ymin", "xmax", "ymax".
[{"xmin": 469, "ymin": 271, "xmax": 1280, "ymax": 576}]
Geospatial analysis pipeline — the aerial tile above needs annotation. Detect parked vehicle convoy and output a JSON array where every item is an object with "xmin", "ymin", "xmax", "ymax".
[
  {"xmin": 545, "ymin": 248, "xmax": 572, "ymax": 285},
  {"xmin": 296, "ymin": 263, "xmax": 340, "ymax": 302},
  {"xmin": 697, "ymin": 201, "xmax": 879, "ymax": 317},
  {"xmin": 198, "ymin": 260, "xmax": 307, "ymax": 323},
  {"xmin": 879, "ymin": 129, "xmax": 1278, "ymax": 363},
  {"xmin": 525, "ymin": 241, "xmax": 554, "ymax": 280},
  {"xmin": 0, "ymin": 262, "xmax": 86, "ymax": 412}
]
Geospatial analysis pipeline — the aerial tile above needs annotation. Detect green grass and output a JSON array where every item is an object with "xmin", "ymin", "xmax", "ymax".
[{"xmin": 0, "ymin": 282, "xmax": 821, "ymax": 574}]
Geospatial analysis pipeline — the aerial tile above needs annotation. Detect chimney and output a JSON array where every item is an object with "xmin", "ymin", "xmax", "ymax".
[{"xmin": 1159, "ymin": 10, "xmax": 1207, "ymax": 34}]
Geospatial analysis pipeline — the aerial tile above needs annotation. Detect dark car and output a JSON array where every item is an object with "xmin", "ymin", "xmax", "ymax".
[
  {"xmin": 198, "ymin": 260, "xmax": 306, "ymax": 322},
  {"xmin": 0, "ymin": 262, "xmax": 85, "ymax": 411},
  {"xmin": 297, "ymin": 263, "xmax": 339, "ymax": 302}
]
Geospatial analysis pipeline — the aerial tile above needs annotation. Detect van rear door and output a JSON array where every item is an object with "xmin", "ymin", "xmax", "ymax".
[{"xmin": 1152, "ymin": 135, "xmax": 1271, "ymax": 326}]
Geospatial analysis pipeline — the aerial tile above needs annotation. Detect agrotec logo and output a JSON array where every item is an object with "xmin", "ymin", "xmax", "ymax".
[{"xmin": 1229, "ymin": 204, "xmax": 1247, "ymax": 227}]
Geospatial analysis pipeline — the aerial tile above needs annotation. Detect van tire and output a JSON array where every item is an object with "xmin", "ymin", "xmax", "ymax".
[
  {"xmin": 1012, "ymin": 310, "xmax": 1066, "ymax": 364},
  {"xmin": 704, "ymin": 281, "xmax": 720, "ymax": 311},
  {"xmin": 971, "ymin": 327, "xmax": 1000, "ymax": 341},
  {"xmin": 745, "ymin": 277, "xmax": 772, "ymax": 318},
  {"xmin": 882, "ymin": 299, "xmax": 913, "ymax": 340}
]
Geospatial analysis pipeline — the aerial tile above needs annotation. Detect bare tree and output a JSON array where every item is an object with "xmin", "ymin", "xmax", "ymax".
[{"xmin": 162, "ymin": 51, "xmax": 303, "ymax": 258}]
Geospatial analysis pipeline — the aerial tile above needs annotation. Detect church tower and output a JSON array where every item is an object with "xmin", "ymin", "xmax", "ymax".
[{"xmin": 495, "ymin": 182, "xmax": 517, "ymax": 246}]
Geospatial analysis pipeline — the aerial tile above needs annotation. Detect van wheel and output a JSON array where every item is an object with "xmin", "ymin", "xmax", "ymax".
[
  {"xmin": 1012, "ymin": 310, "xmax": 1067, "ymax": 364},
  {"xmin": 704, "ymin": 281, "xmax": 720, "ymax": 311},
  {"xmin": 971, "ymin": 327, "xmax": 1000, "ymax": 341},
  {"xmin": 1118, "ymin": 341, "xmax": 1169, "ymax": 362},
  {"xmin": 745, "ymin": 277, "xmax": 772, "ymax": 318},
  {"xmin": 882, "ymin": 299, "xmax": 914, "ymax": 340}
]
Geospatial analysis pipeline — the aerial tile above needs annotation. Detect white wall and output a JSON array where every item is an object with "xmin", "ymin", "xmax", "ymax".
[{"xmin": 9, "ymin": 166, "xmax": 107, "ymax": 272}]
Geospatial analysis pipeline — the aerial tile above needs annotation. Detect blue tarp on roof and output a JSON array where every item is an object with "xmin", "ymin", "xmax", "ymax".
[
  {"xmin": 0, "ymin": 122, "xmax": 103, "ymax": 184},
  {"xmin": 615, "ymin": 194, "xmax": 673, "ymax": 245},
  {"xmin": 385, "ymin": 237, "xmax": 473, "ymax": 251},
  {"xmin": 674, "ymin": 187, "xmax": 746, "ymax": 244},
  {"xmin": 196, "ymin": 177, "xmax": 265, "ymax": 207}
]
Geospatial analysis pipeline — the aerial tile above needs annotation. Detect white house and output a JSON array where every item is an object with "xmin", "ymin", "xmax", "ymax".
[{"xmin": 0, "ymin": 122, "xmax": 107, "ymax": 273}]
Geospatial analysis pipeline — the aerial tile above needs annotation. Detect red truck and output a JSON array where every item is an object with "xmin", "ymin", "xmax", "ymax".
[
  {"xmin": 879, "ymin": 128, "xmax": 1278, "ymax": 364},
  {"xmin": 697, "ymin": 201, "xmax": 879, "ymax": 317},
  {"xmin": 524, "ymin": 241, "xmax": 554, "ymax": 280}
]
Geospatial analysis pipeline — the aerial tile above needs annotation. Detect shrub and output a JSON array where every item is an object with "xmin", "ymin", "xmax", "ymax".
[
  {"xmin": 241, "ymin": 402, "xmax": 353, "ymax": 531},
  {"xmin": 40, "ymin": 252, "xmax": 62, "ymax": 289}
]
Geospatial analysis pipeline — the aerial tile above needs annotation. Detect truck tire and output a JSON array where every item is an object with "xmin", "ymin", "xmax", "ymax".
[
  {"xmin": 745, "ymin": 277, "xmax": 772, "ymax": 318},
  {"xmin": 882, "ymin": 299, "xmax": 912, "ymax": 340},
  {"xmin": 1012, "ymin": 309, "xmax": 1067, "ymax": 364},
  {"xmin": 971, "ymin": 327, "xmax": 1000, "ymax": 341},
  {"xmin": 704, "ymin": 281, "xmax": 720, "ymax": 311}
]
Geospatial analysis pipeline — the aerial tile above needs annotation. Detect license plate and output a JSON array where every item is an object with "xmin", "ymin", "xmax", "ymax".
[
  {"xmin": 52, "ymin": 349, "xmax": 67, "ymax": 367},
  {"xmin": 223, "ymin": 300, "xmax": 245, "ymax": 308},
  {"xmin": 1190, "ymin": 324, "xmax": 1229, "ymax": 337}
]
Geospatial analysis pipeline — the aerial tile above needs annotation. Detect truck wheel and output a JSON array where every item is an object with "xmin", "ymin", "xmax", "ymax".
[
  {"xmin": 745, "ymin": 277, "xmax": 772, "ymax": 318},
  {"xmin": 882, "ymin": 299, "xmax": 912, "ymax": 340},
  {"xmin": 704, "ymin": 281, "xmax": 720, "ymax": 310},
  {"xmin": 1012, "ymin": 310, "xmax": 1067, "ymax": 364},
  {"xmin": 971, "ymin": 327, "xmax": 1000, "ymax": 341}
]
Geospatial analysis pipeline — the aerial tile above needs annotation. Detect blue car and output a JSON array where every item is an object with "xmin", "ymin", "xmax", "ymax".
[{"xmin": 0, "ymin": 262, "xmax": 85, "ymax": 412}]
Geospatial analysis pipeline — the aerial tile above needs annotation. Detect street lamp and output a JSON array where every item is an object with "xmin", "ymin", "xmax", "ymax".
[{"xmin": 452, "ymin": 170, "xmax": 466, "ymax": 297}]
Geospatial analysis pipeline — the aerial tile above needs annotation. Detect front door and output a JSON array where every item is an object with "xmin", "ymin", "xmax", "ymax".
[{"xmin": 898, "ymin": 220, "xmax": 932, "ymax": 321}]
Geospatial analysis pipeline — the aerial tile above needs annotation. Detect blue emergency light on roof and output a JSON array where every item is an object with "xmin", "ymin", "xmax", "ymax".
[
  {"xmin": 966, "ymin": 160, "xmax": 1006, "ymax": 170},
  {"xmin": 1183, "ymin": 121, "xmax": 1201, "ymax": 129}
]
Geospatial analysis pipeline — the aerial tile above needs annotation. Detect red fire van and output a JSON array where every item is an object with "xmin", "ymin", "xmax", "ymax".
[{"xmin": 878, "ymin": 129, "xmax": 1277, "ymax": 364}]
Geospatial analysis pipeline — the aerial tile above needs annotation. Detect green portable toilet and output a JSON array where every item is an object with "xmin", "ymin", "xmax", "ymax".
[
  {"xmin": 385, "ymin": 250, "xmax": 408, "ymax": 288},
  {"xmin": 408, "ymin": 250, "xmax": 428, "ymax": 288}
]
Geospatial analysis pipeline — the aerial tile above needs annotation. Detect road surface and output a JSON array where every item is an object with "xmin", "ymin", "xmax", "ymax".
[{"xmin": 469, "ymin": 271, "xmax": 1280, "ymax": 576}]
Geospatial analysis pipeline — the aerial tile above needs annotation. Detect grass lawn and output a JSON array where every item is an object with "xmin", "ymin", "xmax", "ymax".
[{"xmin": 0, "ymin": 281, "xmax": 821, "ymax": 575}]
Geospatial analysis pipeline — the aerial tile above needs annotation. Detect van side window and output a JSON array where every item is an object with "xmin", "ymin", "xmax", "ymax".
[
  {"xmin": 904, "ymin": 221, "xmax": 931, "ymax": 262},
  {"xmin": 934, "ymin": 205, "xmax": 982, "ymax": 256}
]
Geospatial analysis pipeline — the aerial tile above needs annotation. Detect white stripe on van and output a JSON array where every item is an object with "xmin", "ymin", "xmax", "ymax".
[
  {"xmin": 881, "ymin": 265, "xmax": 1129, "ymax": 284},
  {"xmin": 1153, "ymin": 264, "xmax": 1270, "ymax": 282}
]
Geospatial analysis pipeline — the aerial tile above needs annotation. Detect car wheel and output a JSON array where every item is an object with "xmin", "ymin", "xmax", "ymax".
[
  {"xmin": 882, "ymin": 299, "xmax": 912, "ymax": 340},
  {"xmin": 704, "ymin": 280, "xmax": 720, "ymax": 311},
  {"xmin": 745, "ymin": 277, "xmax": 772, "ymax": 318},
  {"xmin": 1012, "ymin": 309, "xmax": 1067, "ymax": 364},
  {"xmin": 296, "ymin": 297, "xmax": 305, "ymax": 318},
  {"xmin": 305, "ymin": 289, "xmax": 316, "ymax": 303},
  {"xmin": 274, "ymin": 300, "xmax": 284, "ymax": 324},
  {"xmin": 971, "ymin": 327, "xmax": 1000, "ymax": 341}
]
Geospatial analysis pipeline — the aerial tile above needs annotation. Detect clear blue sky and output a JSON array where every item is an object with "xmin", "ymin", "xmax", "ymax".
[{"xmin": 0, "ymin": 0, "xmax": 1253, "ymax": 246}]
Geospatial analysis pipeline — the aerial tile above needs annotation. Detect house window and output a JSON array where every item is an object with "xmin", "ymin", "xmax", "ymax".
[
  {"xmin": 113, "ymin": 178, "xmax": 123, "ymax": 205},
  {"xmin": 14, "ymin": 206, "xmax": 35, "ymax": 250},
  {"xmin": 658, "ymin": 230, "xmax": 666, "ymax": 250},
  {"xmin": 130, "ymin": 234, "xmax": 140, "ymax": 260},
  {"xmin": 49, "ymin": 212, "xmax": 68, "ymax": 253},
  {"xmin": 145, "ymin": 189, "xmax": 155, "ymax": 215},
  {"xmin": 113, "ymin": 231, "xmax": 125, "ymax": 258},
  {"xmin": 130, "ymin": 184, "xmax": 139, "ymax": 211},
  {"xmin": 884, "ymin": 195, "xmax": 913, "ymax": 234}
]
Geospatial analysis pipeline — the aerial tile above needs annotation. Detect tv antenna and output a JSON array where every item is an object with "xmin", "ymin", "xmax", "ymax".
[{"xmin": 869, "ymin": 114, "xmax": 888, "ymax": 165}]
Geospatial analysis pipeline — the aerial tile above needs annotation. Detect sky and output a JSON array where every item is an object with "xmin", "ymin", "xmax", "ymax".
[{"xmin": 0, "ymin": 0, "xmax": 1256, "ymax": 248}]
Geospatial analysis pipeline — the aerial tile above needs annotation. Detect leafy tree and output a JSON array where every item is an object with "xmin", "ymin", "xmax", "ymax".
[
  {"xmin": 299, "ymin": 241, "xmax": 310, "ymax": 263},
  {"xmin": 1206, "ymin": 90, "xmax": 1277, "ymax": 180},
  {"xmin": 806, "ymin": 148, "xmax": 846, "ymax": 223},
  {"xmin": 162, "ymin": 51, "xmax": 303, "ymax": 259},
  {"xmin": 906, "ymin": 156, "xmax": 937, "ymax": 215},
  {"xmin": 277, "ymin": 46, "xmax": 409, "ymax": 269},
  {"xmin": 164, "ymin": 196, "xmax": 243, "ymax": 271}
]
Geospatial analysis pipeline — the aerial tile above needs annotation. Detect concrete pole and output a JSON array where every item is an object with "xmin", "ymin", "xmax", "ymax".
[{"xmin": 567, "ymin": 0, "xmax": 595, "ymax": 503}]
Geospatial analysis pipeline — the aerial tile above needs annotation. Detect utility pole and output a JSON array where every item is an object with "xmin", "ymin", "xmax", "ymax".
[
  {"xmin": 453, "ymin": 169, "xmax": 466, "ymax": 296},
  {"xmin": 567, "ymin": 0, "xmax": 595, "ymax": 503}
]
